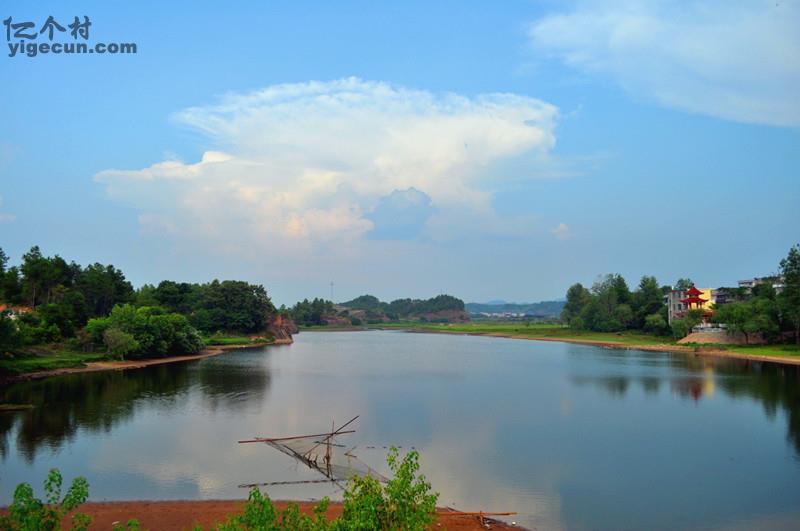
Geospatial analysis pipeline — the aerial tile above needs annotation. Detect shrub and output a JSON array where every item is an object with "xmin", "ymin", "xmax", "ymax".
[
  {"xmin": 215, "ymin": 448, "xmax": 437, "ymax": 531},
  {"xmin": 103, "ymin": 328, "xmax": 140, "ymax": 360},
  {"xmin": 0, "ymin": 469, "xmax": 91, "ymax": 531},
  {"xmin": 86, "ymin": 305, "xmax": 203, "ymax": 358},
  {"xmin": 644, "ymin": 313, "xmax": 670, "ymax": 336},
  {"xmin": 671, "ymin": 318, "xmax": 689, "ymax": 339}
]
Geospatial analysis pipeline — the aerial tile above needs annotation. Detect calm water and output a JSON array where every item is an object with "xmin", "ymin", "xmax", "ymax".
[{"xmin": 1, "ymin": 331, "xmax": 799, "ymax": 530}]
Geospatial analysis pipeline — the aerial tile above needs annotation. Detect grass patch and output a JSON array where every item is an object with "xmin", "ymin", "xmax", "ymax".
[
  {"xmin": 204, "ymin": 334, "xmax": 274, "ymax": 346},
  {"xmin": 0, "ymin": 348, "xmax": 110, "ymax": 376},
  {"xmin": 710, "ymin": 343, "xmax": 800, "ymax": 358},
  {"xmin": 374, "ymin": 322, "xmax": 800, "ymax": 361}
]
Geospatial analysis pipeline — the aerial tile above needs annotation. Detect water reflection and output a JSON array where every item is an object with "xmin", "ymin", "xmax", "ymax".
[
  {"xmin": 568, "ymin": 347, "xmax": 800, "ymax": 456},
  {"xmin": 0, "ymin": 349, "xmax": 272, "ymax": 462}
]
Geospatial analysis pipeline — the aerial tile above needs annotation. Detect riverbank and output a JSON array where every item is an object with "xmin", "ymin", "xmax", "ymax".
[
  {"xmin": 0, "ymin": 339, "xmax": 291, "ymax": 386},
  {"xmin": 66, "ymin": 500, "xmax": 520, "ymax": 530},
  {"xmin": 369, "ymin": 322, "xmax": 800, "ymax": 366}
]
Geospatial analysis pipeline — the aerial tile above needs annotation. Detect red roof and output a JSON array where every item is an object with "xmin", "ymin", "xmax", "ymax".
[
  {"xmin": 685, "ymin": 284, "xmax": 703, "ymax": 296},
  {"xmin": 681, "ymin": 296, "xmax": 708, "ymax": 305}
]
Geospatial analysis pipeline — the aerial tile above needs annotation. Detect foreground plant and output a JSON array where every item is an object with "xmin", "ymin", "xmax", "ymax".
[
  {"xmin": 1, "ymin": 449, "xmax": 437, "ymax": 531},
  {"xmin": 0, "ymin": 469, "xmax": 91, "ymax": 531},
  {"xmin": 215, "ymin": 448, "xmax": 438, "ymax": 530}
]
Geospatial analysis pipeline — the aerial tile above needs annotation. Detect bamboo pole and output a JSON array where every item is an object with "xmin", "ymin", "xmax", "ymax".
[{"xmin": 238, "ymin": 429, "xmax": 355, "ymax": 444}]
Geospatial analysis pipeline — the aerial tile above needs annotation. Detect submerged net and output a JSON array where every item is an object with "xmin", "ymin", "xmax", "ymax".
[{"xmin": 239, "ymin": 429, "xmax": 387, "ymax": 489}]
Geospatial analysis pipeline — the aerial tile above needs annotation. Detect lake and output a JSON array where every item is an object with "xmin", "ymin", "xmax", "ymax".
[{"xmin": 1, "ymin": 331, "xmax": 799, "ymax": 530}]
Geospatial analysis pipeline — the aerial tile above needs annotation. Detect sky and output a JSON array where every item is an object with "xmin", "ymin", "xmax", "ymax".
[{"xmin": 0, "ymin": 0, "xmax": 798, "ymax": 306}]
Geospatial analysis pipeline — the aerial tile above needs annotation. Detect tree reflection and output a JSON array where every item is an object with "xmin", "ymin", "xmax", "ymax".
[
  {"xmin": 0, "ymin": 352, "xmax": 271, "ymax": 461},
  {"xmin": 569, "ymin": 352, "xmax": 800, "ymax": 455},
  {"xmin": 192, "ymin": 354, "xmax": 271, "ymax": 413}
]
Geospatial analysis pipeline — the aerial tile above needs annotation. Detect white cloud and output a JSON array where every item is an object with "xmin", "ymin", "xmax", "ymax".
[
  {"xmin": 0, "ymin": 196, "xmax": 15, "ymax": 222},
  {"xmin": 552, "ymin": 222, "xmax": 571, "ymax": 240},
  {"xmin": 529, "ymin": 0, "xmax": 800, "ymax": 126},
  {"xmin": 96, "ymin": 78, "xmax": 558, "ymax": 254}
]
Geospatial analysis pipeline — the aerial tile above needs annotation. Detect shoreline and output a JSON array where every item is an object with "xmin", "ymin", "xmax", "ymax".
[
  {"xmin": 0, "ymin": 339, "xmax": 292, "ymax": 386},
  {"xmin": 62, "ymin": 500, "xmax": 521, "ymax": 530},
  {"xmin": 383, "ymin": 327, "xmax": 800, "ymax": 367}
]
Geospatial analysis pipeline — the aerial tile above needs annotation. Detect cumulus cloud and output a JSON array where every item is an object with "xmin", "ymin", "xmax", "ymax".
[
  {"xmin": 552, "ymin": 222, "xmax": 571, "ymax": 240},
  {"xmin": 96, "ymin": 78, "xmax": 558, "ymax": 253},
  {"xmin": 529, "ymin": 0, "xmax": 800, "ymax": 126}
]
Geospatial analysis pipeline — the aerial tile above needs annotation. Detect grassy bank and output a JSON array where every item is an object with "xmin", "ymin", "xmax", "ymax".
[
  {"xmin": 0, "ymin": 348, "xmax": 110, "ymax": 376},
  {"xmin": 370, "ymin": 322, "xmax": 800, "ymax": 361},
  {"xmin": 0, "ymin": 335, "xmax": 275, "ymax": 379},
  {"xmin": 371, "ymin": 321, "xmax": 668, "ymax": 345},
  {"xmin": 203, "ymin": 334, "xmax": 275, "ymax": 346}
]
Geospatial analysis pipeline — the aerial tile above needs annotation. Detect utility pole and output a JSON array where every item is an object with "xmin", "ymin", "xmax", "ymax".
[{"xmin": 330, "ymin": 281, "xmax": 334, "ymax": 302}]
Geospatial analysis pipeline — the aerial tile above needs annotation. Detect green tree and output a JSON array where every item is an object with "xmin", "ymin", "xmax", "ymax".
[
  {"xmin": 674, "ymin": 278, "xmax": 693, "ymax": 290},
  {"xmin": 192, "ymin": 280, "xmax": 275, "ymax": 333},
  {"xmin": 75, "ymin": 263, "xmax": 134, "ymax": 317},
  {"xmin": 103, "ymin": 328, "xmax": 140, "ymax": 359},
  {"xmin": 87, "ymin": 305, "xmax": 203, "ymax": 359},
  {"xmin": 644, "ymin": 313, "xmax": 670, "ymax": 335},
  {"xmin": 632, "ymin": 276, "xmax": 664, "ymax": 328},
  {"xmin": 712, "ymin": 298, "xmax": 779, "ymax": 344},
  {"xmin": 1, "ymin": 266, "xmax": 24, "ymax": 304},
  {"xmin": 582, "ymin": 274, "xmax": 629, "ymax": 332},
  {"xmin": 133, "ymin": 284, "xmax": 160, "ymax": 307},
  {"xmin": 562, "ymin": 283, "xmax": 590, "ymax": 326},
  {"xmin": 779, "ymin": 244, "xmax": 800, "ymax": 344},
  {"xmin": 0, "ymin": 310, "xmax": 21, "ymax": 354},
  {"xmin": 20, "ymin": 246, "xmax": 48, "ymax": 307}
]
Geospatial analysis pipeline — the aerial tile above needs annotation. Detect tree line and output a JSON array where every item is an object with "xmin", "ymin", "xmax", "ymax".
[
  {"xmin": 561, "ymin": 245, "xmax": 800, "ymax": 344},
  {"xmin": 0, "ymin": 246, "xmax": 277, "ymax": 359},
  {"xmin": 287, "ymin": 298, "xmax": 336, "ymax": 326},
  {"xmin": 340, "ymin": 294, "xmax": 465, "ymax": 321}
]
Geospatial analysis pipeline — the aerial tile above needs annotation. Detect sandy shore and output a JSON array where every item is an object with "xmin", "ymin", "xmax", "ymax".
[
  {"xmin": 64, "ymin": 500, "xmax": 520, "ymax": 530},
  {"xmin": 1, "ymin": 340, "xmax": 292, "ymax": 386}
]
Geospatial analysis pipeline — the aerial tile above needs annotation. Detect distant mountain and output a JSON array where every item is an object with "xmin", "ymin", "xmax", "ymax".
[{"xmin": 466, "ymin": 300, "xmax": 565, "ymax": 318}]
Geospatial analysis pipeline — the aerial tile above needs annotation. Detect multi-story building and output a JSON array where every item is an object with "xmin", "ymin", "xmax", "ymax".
[
  {"xmin": 738, "ymin": 276, "xmax": 785, "ymax": 294},
  {"xmin": 666, "ymin": 285, "xmax": 715, "ymax": 324}
]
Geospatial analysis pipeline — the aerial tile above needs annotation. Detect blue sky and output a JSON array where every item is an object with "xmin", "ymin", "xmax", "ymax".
[{"xmin": 1, "ymin": 0, "xmax": 798, "ymax": 305}]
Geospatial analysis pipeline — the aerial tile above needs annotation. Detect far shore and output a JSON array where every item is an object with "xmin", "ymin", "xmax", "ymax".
[
  {"xmin": 0, "ymin": 339, "xmax": 291, "ymax": 386},
  {"xmin": 368, "ymin": 325, "xmax": 800, "ymax": 367},
  {"xmin": 59, "ymin": 499, "xmax": 521, "ymax": 530}
]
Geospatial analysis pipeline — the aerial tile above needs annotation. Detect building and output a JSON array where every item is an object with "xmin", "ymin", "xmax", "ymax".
[
  {"xmin": 738, "ymin": 276, "xmax": 785, "ymax": 294},
  {"xmin": 0, "ymin": 303, "xmax": 33, "ymax": 320},
  {"xmin": 666, "ymin": 285, "xmax": 715, "ymax": 324}
]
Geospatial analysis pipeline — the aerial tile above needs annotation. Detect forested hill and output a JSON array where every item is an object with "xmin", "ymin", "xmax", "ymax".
[
  {"xmin": 466, "ymin": 300, "xmax": 565, "ymax": 318},
  {"xmin": 339, "ymin": 294, "xmax": 467, "ymax": 321}
]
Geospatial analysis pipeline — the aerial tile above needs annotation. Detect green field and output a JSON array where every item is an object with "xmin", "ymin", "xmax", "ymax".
[
  {"xmin": 368, "ymin": 321, "xmax": 800, "ymax": 359},
  {"xmin": 370, "ymin": 321, "xmax": 672, "ymax": 345}
]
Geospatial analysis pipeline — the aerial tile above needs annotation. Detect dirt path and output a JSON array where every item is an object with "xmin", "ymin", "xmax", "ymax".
[{"xmin": 66, "ymin": 500, "xmax": 521, "ymax": 530}]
